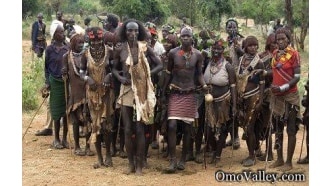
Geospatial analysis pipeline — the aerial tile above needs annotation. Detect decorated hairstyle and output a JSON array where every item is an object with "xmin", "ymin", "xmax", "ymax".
[
  {"xmin": 117, "ymin": 19, "xmax": 148, "ymax": 42},
  {"xmin": 180, "ymin": 26, "xmax": 193, "ymax": 36},
  {"xmin": 212, "ymin": 38, "xmax": 226, "ymax": 49},
  {"xmin": 70, "ymin": 33, "xmax": 84, "ymax": 52},
  {"xmin": 145, "ymin": 22, "xmax": 157, "ymax": 35},
  {"xmin": 243, "ymin": 35, "xmax": 258, "ymax": 52},
  {"xmin": 265, "ymin": 33, "xmax": 276, "ymax": 51},
  {"xmin": 87, "ymin": 27, "xmax": 104, "ymax": 44},
  {"xmin": 161, "ymin": 24, "xmax": 175, "ymax": 34},
  {"xmin": 275, "ymin": 27, "xmax": 291, "ymax": 43}
]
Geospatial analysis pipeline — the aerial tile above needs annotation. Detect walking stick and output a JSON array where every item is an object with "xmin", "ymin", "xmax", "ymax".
[
  {"xmin": 203, "ymin": 104, "xmax": 208, "ymax": 170},
  {"xmin": 298, "ymin": 123, "xmax": 306, "ymax": 162},
  {"xmin": 229, "ymin": 115, "xmax": 235, "ymax": 169},
  {"xmin": 22, "ymin": 96, "xmax": 47, "ymax": 141},
  {"xmin": 63, "ymin": 75, "xmax": 73, "ymax": 157},
  {"xmin": 264, "ymin": 114, "xmax": 273, "ymax": 170}
]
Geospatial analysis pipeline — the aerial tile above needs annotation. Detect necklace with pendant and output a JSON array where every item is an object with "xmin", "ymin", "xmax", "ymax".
[
  {"xmin": 210, "ymin": 58, "xmax": 223, "ymax": 74},
  {"xmin": 180, "ymin": 47, "xmax": 192, "ymax": 68}
]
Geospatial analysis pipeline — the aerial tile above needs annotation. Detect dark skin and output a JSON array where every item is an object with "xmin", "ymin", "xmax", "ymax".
[
  {"xmin": 225, "ymin": 20, "xmax": 244, "ymax": 148},
  {"xmin": 45, "ymin": 25, "xmax": 69, "ymax": 149},
  {"xmin": 62, "ymin": 35, "xmax": 94, "ymax": 156},
  {"xmin": 103, "ymin": 31, "xmax": 125, "ymax": 157},
  {"xmin": 239, "ymin": 42, "xmax": 265, "ymax": 166},
  {"xmin": 226, "ymin": 20, "xmax": 244, "ymax": 57},
  {"xmin": 255, "ymin": 35, "xmax": 277, "ymax": 162},
  {"xmin": 205, "ymin": 43, "xmax": 237, "ymax": 166},
  {"xmin": 161, "ymin": 27, "xmax": 207, "ymax": 173},
  {"xmin": 80, "ymin": 27, "xmax": 113, "ymax": 168},
  {"xmin": 112, "ymin": 20, "xmax": 162, "ymax": 176},
  {"xmin": 267, "ymin": 32, "xmax": 301, "ymax": 171}
]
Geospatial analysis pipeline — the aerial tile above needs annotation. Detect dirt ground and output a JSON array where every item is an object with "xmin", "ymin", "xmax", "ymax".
[
  {"xmin": 22, "ymin": 107, "xmax": 309, "ymax": 186},
  {"xmin": 22, "ymin": 40, "xmax": 309, "ymax": 186}
]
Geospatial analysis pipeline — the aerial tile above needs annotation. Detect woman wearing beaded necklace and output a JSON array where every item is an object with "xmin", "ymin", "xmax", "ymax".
[
  {"xmin": 79, "ymin": 27, "xmax": 114, "ymax": 169},
  {"xmin": 236, "ymin": 36, "xmax": 265, "ymax": 167},
  {"xmin": 62, "ymin": 32, "xmax": 95, "ymax": 157},
  {"xmin": 203, "ymin": 38, "xmax": 237, "ymax": 167}
]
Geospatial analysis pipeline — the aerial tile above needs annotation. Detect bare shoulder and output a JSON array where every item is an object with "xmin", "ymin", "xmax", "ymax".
[
  {"xmin": 193, "ymin": 48, "xmax": 202, "ymax": 56},
  {"xmin": 169, "ymin": 47, "xmax": 180, "ymax": 55}
]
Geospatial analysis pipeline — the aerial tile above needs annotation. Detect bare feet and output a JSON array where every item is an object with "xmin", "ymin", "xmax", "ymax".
[
  {"xmin": 269, "ymin": 160, "xmax": 284, "ymax": 168},
  {"xmin": 52, "ymin": 140, "xmax": 63, "ymax": 149},
  {"xmin": 104, "ymin": 156, "xmax": 113, "ymax": 167},
  {"xmin": 278, "ymin": 163, "xmax": 293, "ymax": 172},
  {"xmin": 93, "ymin": 157, "xmax": 104, "ymax": 169},
  {"xmin": 297, "ymin": 156, "xmax": 309, "ymax": 164},
  {"xmin": 93, "ymin": 162, "xmax": 104, "ymax": 169},
  {"xmin": 124, "ymin": 164, "xmax": 135, "ymax": 175},
  {"xmin": 135, "ymin": 167, "xmax": 143, "ymax": 176}
]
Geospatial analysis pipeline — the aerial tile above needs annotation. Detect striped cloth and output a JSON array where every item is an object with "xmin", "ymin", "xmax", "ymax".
[
  {"xmin": 49, "ymin": 75, "xmax": 66, "ymax": 120},
  {"xmin": 168, "ymin": 93, "xmax": 196, "ymax": 123}
]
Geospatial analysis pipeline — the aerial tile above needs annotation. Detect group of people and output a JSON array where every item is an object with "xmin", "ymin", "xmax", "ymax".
[{"xmin": 31, "ymin": 11, "xmax": 308, "ymax": 176}]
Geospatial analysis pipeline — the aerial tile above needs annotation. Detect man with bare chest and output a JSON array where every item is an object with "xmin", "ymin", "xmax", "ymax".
[{"xmin": 161, "ymin": 26, "xmax": 207, "ymax": 173}]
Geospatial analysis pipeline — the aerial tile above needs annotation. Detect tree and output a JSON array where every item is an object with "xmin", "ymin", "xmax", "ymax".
[
  {"xmin": 285, "ymin": 0, "xmax": 294, "ymax": 48},
  {"xmin": 294, "ymin": 0, "xmax": 309, "ymax": 51},
  {"xmin": 111, "ymin": 0, "xmax": 169, "ymax": 24},
  {"xmin": 199, "ymin": 0, "xmax": 233, "ymax": 30},
  {"xmin": 22, "ymin": 0, "xmax": 39, "ymax": 19}
]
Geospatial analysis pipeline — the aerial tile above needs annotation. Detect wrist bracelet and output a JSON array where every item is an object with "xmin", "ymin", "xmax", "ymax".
[
  {"xmin": 84, "ymin": 76, "xmax": 89, "ymax": 82},
  {"xmin": 279, "ymin": 83, "xmax": 289, "ymax": 92},
  {"xmin": 259, "ymin": 80, "xmax": 265, "ymax": 85},
  {"xmin": 230, "ymin": 84, "xmax": 236, "ymax": 87}
]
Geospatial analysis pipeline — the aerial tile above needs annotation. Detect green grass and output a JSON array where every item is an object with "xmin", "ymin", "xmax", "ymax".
[{"xmin": 22, "ymin": 57, "xmax": 45, "ymax": 111}]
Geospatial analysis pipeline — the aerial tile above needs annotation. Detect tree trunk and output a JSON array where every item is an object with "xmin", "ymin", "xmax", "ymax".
[
  {"xmin": 285, "ymin": 0, "xmax": 294, "ymax": 48},
  {"xmin": 299, "ymin": 0, "xmax": 309, "ymax": 51}
]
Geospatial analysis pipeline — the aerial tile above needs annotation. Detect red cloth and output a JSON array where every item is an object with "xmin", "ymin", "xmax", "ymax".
[{"xmin": 271, "ymin": 47, "xmax": 300, "ymax": 96}]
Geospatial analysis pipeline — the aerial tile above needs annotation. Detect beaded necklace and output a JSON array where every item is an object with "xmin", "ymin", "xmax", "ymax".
[
  {"xmin": 210, "ymin": 57, "xmax": 224, "ymax": 74},
  {"xmin": 178, "ymin": 46, "xmax": 193, "ymax": 68},
  {"xmin": 69, "ymin": 51, "xmax": 81, "ymax": 76}
]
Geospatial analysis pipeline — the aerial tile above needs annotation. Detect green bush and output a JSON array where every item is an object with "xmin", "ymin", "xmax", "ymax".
[{"xmin": 22, "ymin": 58, "xmax": 44, "ymax": 111}]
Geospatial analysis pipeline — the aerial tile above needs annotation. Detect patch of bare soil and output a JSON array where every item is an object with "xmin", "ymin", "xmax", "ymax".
[{"xmin": 22, "ymin": 103, "xmax": 309, "ymax": 186}]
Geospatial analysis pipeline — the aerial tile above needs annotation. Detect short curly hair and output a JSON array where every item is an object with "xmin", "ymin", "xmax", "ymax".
[
  {"xmin": 275, "ymin": 27, "xmax": 291, "ymax": 43},
  {"xmin": 243, "ymin": 36, "xmax": 258, "ymax": 52}
]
